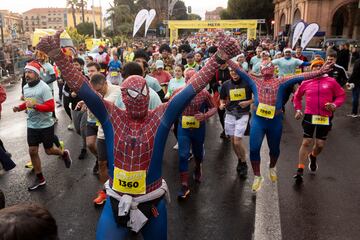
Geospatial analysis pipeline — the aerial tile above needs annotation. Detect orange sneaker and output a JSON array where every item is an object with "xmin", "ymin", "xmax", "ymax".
[{"xmin": 93, "ymin": 190, "xmax": 107, "ymax": 206}]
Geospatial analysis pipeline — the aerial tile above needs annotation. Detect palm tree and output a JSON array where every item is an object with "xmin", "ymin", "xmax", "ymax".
[
  {"xmin": 67, "ymin": 0, "xmax": 78, "ymax": 27},
  {"xmin": 106, "ymin": 4, "xmax": 133, "ymax": 35},
  {"xmin": 76, "ymin": 0, "xmax": 87, "ymax": 23}
]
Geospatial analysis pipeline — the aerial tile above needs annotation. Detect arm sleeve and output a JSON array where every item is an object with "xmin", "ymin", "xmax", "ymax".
[
  {"xmin": 348, "ymin": 62, "xmax": 359, "ymax": 84},
  {"xmin": 332, "ymin": 82, "xmax": 346, "ymax": 108},
  {"xmin": 204, "ymin": 91, "xmax": 217, "ymax": 119},
  {"xmin": 18, "ymin": 102, "xmax": 27, "ymax": 111},
  {"xmin": 280, "ymin": 70, "xmax": 324, "ymax": 87},
  {"xmin": 50, "ymin": 50, "xmax": 115, "ymax": 125},
  {"xmin": 293, "ymin": 83, "xmax": 305, "ymax": 111},
  {"xmin": 35, "ymin": 99, "xmax": 55, "ymax": 112},
  {"xmin": 227, "ymin": 60, "xmax": 258, "ymax": 87},
  {"xmin": 0, "ymin": 86, "xmax": 6, "ymax": 104}
]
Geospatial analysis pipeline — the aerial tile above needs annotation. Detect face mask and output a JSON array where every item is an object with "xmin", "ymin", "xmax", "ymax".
[{"xmin": 121, "ymin": 76, "xmax": 150, "ymax": 120}]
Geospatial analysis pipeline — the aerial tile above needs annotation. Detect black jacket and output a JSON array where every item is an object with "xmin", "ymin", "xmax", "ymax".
[
  {"xmin": 328, "ymin": 64, "xmax": 348, "ymax": 87},
  {"xmin": 349, "ymin": 58, "xmax": 360, "ymax": 86}
]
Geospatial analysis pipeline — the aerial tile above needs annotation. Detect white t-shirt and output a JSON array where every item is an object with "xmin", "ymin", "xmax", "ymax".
[{"xmin": 97, "ymin": 84, "xmax": 122, "ymax": 139}]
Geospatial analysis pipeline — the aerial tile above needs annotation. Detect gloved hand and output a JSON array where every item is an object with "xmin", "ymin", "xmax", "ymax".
[
  {"xmin": 320, "ymin": 61, "xmax": 334, "ymax": 74},
  {"xmin": 36, "ymin": 29, "xmax": 63, "ymax": 57},
  {"xmin": 216, "ymin": 32, "xmax": 241, "ymax": 62}
]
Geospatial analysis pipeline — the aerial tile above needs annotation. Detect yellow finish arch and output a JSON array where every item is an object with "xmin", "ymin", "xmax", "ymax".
[{"xmin": 168, "ymin": 19, "xmax": 258, "ymax": 43}]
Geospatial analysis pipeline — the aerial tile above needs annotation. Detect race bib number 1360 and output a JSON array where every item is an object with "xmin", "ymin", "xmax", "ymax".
[{"xmin": 112, "ymin": 168, "xmax": 146, "ymax": 195}]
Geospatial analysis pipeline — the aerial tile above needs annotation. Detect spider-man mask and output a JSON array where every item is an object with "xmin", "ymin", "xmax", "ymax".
[
  {"xmin": 121, "ymin": 75, "xmax": 150, "ymax": 120},
  {"xmin": 260, "ymin": 62, "xmax": 275, "ymax": 79}
]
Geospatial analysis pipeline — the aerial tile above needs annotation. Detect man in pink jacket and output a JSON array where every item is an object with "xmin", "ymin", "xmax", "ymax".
[{"xmin": 293, "ymin": 59, "xmax": 346, "ymax": 183}]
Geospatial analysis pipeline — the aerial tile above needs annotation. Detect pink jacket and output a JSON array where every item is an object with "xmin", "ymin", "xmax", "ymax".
[
  {"xmin": 0, "ymin": 85, "xmax": 6, "ymax": 114},
  {"xmin": 293, "ymin": 76, "xmax": 346, "ymax": 117}
]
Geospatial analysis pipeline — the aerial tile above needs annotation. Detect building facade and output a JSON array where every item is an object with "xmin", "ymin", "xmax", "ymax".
[
  {"xmin": 274, "ymin": 0, "xmax": 360, "ymax": 39},
  {"xmin": 205, "ymin": 7, "xmax": 224, "ymax": 20},
  {"xmin": 0, "ymin": 10, "xmax": 24, "ymax": 40},
  {"xmin": 22, "ymin": 7, "xmax": 102, "ymax": 33}
]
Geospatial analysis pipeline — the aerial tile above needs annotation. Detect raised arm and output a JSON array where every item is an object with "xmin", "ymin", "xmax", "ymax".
[
  {"xmin": 227, "ymin": 59, "xmax": 258, "ymax": 91},
  {"xmin": 36, "ymin": 30, "xmax": 116, "ymax": 125},
  {"xmin": 280, "ymin": 61, "xmax": 334, "ymax": 88}
]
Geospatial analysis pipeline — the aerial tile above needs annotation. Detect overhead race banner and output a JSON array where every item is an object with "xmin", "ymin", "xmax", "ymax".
[
  {"xmin": 133, "ymin": 9, "xmax": 148, "ymax": 37},
  {"xmin": 292, "ymin": 21, "xmax": 305, "ymax": 49},
  {"xmin": 145, "ymin": 9, "xmax": 156, "ymax": 37},
  {"xmin": 168, "ymin": 20, "xmax": 258, "ymax": 43},
  {"xmin": 301, "ymin": 23, "xmax": 319, "ymax": 49}
]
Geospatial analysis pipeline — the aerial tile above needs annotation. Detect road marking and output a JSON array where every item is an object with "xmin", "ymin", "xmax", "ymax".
[{"xmin": 253, "ymin": 139, "xmax": 282, "ymax": 240}]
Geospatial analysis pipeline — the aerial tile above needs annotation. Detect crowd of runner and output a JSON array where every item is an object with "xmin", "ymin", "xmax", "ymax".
[{"xmin": 0, "ymin": 30, "xmax": 359, "ymax": 239}]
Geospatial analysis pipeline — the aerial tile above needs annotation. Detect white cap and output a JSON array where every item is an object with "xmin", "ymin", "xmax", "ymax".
[
  {"xmin": 283, "ymin": 48, "xmax": 292, "ymax": 53},
  {"xmin": 155, "ymin": 60, "xmax": 164, "ymax": 69}
]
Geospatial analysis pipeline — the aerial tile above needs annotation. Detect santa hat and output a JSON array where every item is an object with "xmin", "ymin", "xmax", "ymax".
[{"xmin": 25, "ymin": 61, "xmax": 43, "ymax": 76}]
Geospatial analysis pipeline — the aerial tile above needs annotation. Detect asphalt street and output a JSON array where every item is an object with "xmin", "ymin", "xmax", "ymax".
[{"xmin": 0, "ymin": 81, "xmax": 359, "ymax": 240}]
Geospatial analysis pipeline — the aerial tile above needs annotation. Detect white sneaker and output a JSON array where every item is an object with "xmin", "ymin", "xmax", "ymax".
[
  {"xmin": 173, "ymin": 143, "xmax": 178, "ymax": 150},
  {"xmin": 347, "ymin": 114, "xmax": 359, "ymax": 118},
  {"xmin": 269, "ymin": 168, "xmax": 278, "ymax": 182},
  {"xmin": 67, "ymin": 123, "xmax": 74, "ymax": 130},
  {"xmin": 252, "ymin": 176, "xmax": 264, "ymax": 192}
]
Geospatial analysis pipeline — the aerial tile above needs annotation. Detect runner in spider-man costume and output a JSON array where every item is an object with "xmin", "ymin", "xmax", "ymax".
[
  {"xmin": 37, "ymin": 30, "xmax": 240, "ymax": 240},
  {"xmin": 226, "ymin": 59, "xmax": 333, "ymax": 192},
  {"xmin": 174, "ymin": 69, "xmax": 217, "ymax": 199}
]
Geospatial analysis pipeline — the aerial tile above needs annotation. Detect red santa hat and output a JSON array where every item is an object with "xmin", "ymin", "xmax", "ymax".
[{"xmin": 24, "ymin": 61, "xmax": 43, "ymax": 76}]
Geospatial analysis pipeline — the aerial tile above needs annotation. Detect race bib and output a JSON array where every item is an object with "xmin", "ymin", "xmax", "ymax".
[
  {"xmin": 95, "ymin": 120, "xmax": 101, "ymax": 127},
  {"xmin": 25, "ymin": 98, "xmax": 37, "ymax": 110},
  {"xmin": 295, "ymin": 68, "xmax": 302, "ymax": 74},
  {"xmin": 112, "ymin": 168, "xmax": 146, "ymax": 195},
  {"xmin": 256, "ymin": 103, "xmax": 276, "ymax": 119},
  {"xmin": 182, "ymin": 116, "xmax": 200, "ymax": 129},
  {"xmin": 110, "ymin": 71, "xmax": 118, "ymax": 77},
  {"xmin": 229, "ymin": 88, "xmax": 246, "ymax": 101},
  {"xmin": 311, "ymin": 115, "xmax": 329, "ymax": 125}
]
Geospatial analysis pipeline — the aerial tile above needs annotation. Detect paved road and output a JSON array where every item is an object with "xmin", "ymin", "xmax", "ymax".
[{"xmin": 0, "ymin": 81, "xmax": 359, "ymax": 240}]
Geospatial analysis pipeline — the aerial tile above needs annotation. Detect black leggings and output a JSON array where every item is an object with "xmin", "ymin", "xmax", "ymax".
[
  {"xmin": 63, "ymin": 95, "xmax": 81, "ymax": 120},
  {"xmin": 218, "ymin": 108, "xmax": 225, "ymax": 130}
]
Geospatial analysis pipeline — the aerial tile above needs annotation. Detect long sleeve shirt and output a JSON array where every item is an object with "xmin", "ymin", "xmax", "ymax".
[{"xmin": 293, "ymin": 76, "xmax": 346, "ymax": 117}]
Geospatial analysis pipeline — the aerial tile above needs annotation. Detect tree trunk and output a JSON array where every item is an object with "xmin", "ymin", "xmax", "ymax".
[
  {"xmin": 81, "ymin": 0, "xmax": 85, "ymax": 23},
  {"xmin": 72, "ymin": 4, "xmax": 77, "ymax": 26}
]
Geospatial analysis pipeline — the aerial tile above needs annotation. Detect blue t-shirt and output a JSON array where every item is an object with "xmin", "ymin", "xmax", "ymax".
[
  {"xmin": 23, "ymin": 80, "xmax": 54, "ymax": 129},
  {"xmin": 40, "ymin": 62, "xmax": 55, "ymax": 90},
  {"xmin": 166, "ymin": 77, "xmax": 186, "ymax": 98},
  {"xmin": 145, "ymin": 74, "xmax": 162, "ymax": 93},
  {"xmin": 250, "ymin": 56, "xmax": 261, "ymax": 68},
  {"xmin": 272, "ymin": 57, "xmax": 303, "ymax": 77},
  {"xmin": 108, "ymin": 59, "xmax": 122, "ymax": 71}
]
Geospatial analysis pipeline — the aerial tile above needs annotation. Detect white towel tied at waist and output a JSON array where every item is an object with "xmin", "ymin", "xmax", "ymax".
[{"xmin": 104, "ymin": 179, "xmax": 170, "ymax": 233}]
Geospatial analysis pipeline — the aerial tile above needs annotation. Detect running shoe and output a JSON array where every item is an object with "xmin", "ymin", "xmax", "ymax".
[
  {"xmin": 25, "ymin": 161, "xmax": 33, "ymax": 169},
  {"xmin": 269, "ymin": 168, "xmax": 278, "ymax": 182},
  {"xmin": 293, "ymin": 172, "xmax": 303, "ymax": 184},
  {"xmin": 62, "ymin": 149, "xmax": 72, "ymax": 168},
  {"xmin": 177, "ymin": 185, "xmax": 190, "ymax": 199},
  {"xmin": 59, "ymin": 141, "xmax": 65, "ymax": 152},
  {"xmin": 237, "ymin": 162, "xmax": 248, "ymax": 178},
  {"xmin": 193, "ymin": 163, "xmax": 202, "ymax": 183},
  {"xmin": 308, "ymin": 154, "xmax": 318, "ymax": 173},
  {"xmin": 93, "ymin": 160, "xmax": 99, "ymax": 175},
  {"xmin": 67, "ymin": 123, "xmax": 74, "ymax": 130},
  {"xmin": 173, "ymin": 143, "xmax": 179, "ymax": 150},
  {"xmin": 252, "ymin": 176, "xmax": 264, "ymax": 192},
  {"xmin": 93, "ymin": 190, "xmax": 107, "ymax": 205},
  {"xmin": 28, "ymin": 178, "xmax": 46, "ymax": 191},
  {"xmin": 78, "ymin": 148, "xmax": 87, "ymax": 160}
]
